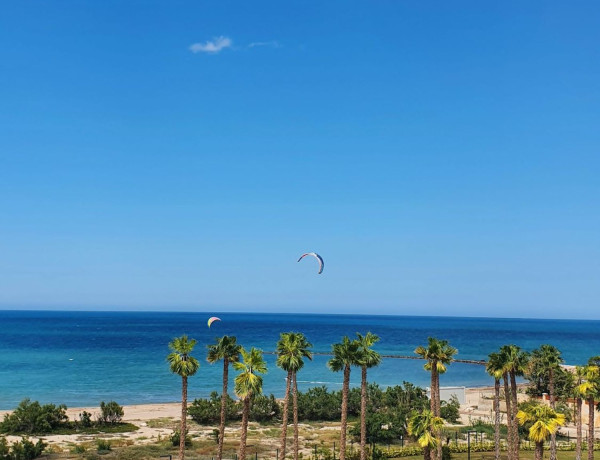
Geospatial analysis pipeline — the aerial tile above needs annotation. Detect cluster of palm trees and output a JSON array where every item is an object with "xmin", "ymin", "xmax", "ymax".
[
  {"xmin": 485, "ymin": 345, "xmax": 600, "ymax": 460},
  {"xmin": 168, "ymin": 331, "xmax": 382, "ymax": 460},
  {"xmin": 486, "ymin": 344, "xmax": 531, "ymax": 460},
  {"xmin": 168, "ymin": 334, "xmax": 267, "ymax": 460},
  {"xmin": 326, "ymin": 332, "xmax": 382, "ymax": 460},
  {"xmin": 168, "ymin": 333, "xmax": 599, "ymax": 460}
]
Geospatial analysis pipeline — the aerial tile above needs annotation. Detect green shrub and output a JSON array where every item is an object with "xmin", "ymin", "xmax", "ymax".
[
  {"xmin": 297, "ymin": 382, "xmax": 429, "ymax": 423},
  {"xmin": 170, "ymin": 430, "xmax": 192, "ymax": 448},
  {"xmin": 0, "ymin": 437, "xmax": 9, "ymax": 460},
  {"xmin": 0, "ymin": 399, "xmax": 68, "ymax": 434},
  {"xmin": 350, "ymin": 412, "xmax": 404, "ymax": 444},
  {"xmin": 459, "ymin": 419, "xmax": 507, "ymax": 437},
  {"xmin": 96, "ymin": 439, "xmax": 111, "ymax": 453},
  {"xmin": 249, "ymin": 394, "xmax": 280, "ymax": 422},
  {"xmin": 79, "ymin": 411, "xmax": 93, "ymax": 428},
  {"xmin": 98, "ymin": 401, "xmax": 124, "ymax": 425},
  {"xmin": 72, "ymin": 444, "xmax": 87, "ymax": 454},
  {"xmin": 297, "ymin": 386, "xmax": 341, "ymax": 421},
  {"xmin": 441, "ymin": 395, "xmax": 461, "ymax": 424},
  {"xmin": 8, "ymin": 437, "xmax": 47, "ymax": 460},
  {"xmin": 188, "ymin": 392, "xmax": 239, "ymax": 425},
  {"xmin": 442, "ymin": 445, "xmax": 453, "ymax": 460}
]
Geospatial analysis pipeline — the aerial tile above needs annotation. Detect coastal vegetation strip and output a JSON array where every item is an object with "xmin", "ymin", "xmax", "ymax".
[{"xmin": 2, "ymin": 334, "xmax": 599, "ymax": 460}]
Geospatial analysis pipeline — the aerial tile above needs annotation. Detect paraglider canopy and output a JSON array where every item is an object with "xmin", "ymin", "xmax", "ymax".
[
  {"xmin": 297, "ymin": 252, "xmax": 324, "ymax": 274},
  {"xmin": 207, "ymin": 317, "xmax": 221, "ymax": 328}
]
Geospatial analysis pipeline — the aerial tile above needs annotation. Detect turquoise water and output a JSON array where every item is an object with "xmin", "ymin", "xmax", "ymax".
[{"xmin": 0, "ymin": 310, "xmax": 598, "ymax": 410}]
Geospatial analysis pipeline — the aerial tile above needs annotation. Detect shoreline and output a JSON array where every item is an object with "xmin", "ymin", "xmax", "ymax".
[
  {"xmin": 0, "ymin": 384, "xmax": 495, "ymax": 422},
  {"xmin": 0, "ymin": 384, "xmax": 503, "ymax": 419},
  {"xmin": 0, "ymin": 385, "xmax": 594, "ymax": 451}
]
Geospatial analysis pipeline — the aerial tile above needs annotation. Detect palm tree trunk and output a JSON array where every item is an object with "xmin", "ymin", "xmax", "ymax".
[
  {"xmin": 340, "ymin": 364, "xmax": 351, "ymax": 460},
  {"xmin": 217, "ymin": 358, "xmax": 228, "ymax": 460},
  {"xmin": 360, "ymin": 365, "xmax": 367, "ymax": 460},
  {"xmin": 588, "ymin": 396, "xmax": 595, "ymax": 460},
  {"xmin": 430, "ymin": 363, "xmax": 437, "ymax": 414},
  {"xmin": 577, "ymin": 397, "xmax": 582, "ymax": 460},
  {"xmin": 504, "ymin": 373, "xmax": 513, "ymax": 460},
  {"xmin": 424, "ymin": 445, "xmax": 431, "ymax": 460},
  {"xmin": 494, "ymin": 378, "xmax": 500, "ymax": 460},
  {"xmin": 293, "ymin": 372, "xmax": 300, "ymax": 460},
  {"xmin": 535, "ymin": 441, "xmax": 543, "ymax": 460},
  {"xmin": 279, "ymin": 370, "xmax": 292, "ymax": 460},
  {"xmin": 549, "ymin": 369, "xmax": 556, "ymax": 460},
  {"xmin": 432, "ymin": 364, "xmax": 442, "ymax": 460},
  {"xmin": 510, "ymin": 371, "xmax": 519, "ymax": 460},
  {"xmin": 239, "ymin": 397, "xmax": 250, "ymax": 460},
  {"xmin": 179, "ymin": 376, "xmax": 187, "ymax": 460}
]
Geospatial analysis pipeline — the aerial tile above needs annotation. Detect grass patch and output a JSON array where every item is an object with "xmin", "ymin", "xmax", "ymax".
[
  {"xmin": 43, "ymin": 422, "xmax": 139, "ymax": 435},
  {"xmin": 145, "ymin": 418, "xmax": 176, "ymax": 429}
]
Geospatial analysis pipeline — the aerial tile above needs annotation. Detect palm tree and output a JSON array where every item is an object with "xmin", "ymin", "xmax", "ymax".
[
  {"xmin": 167, "ymin": 335, "xmax": 200, "ymax": 460},
  {"xmin": 408, "ymin": 409, "xmax": 444, "ymax": 460},
  {"xmin": 531, "ymin": 345, "xmax": 563, "ymax": 460},
  {"xmin": 583, "ymin": 362, "xmax": 599, "ymax": 460},
  {"xmin": 207, "ymin": 335, "xmax": 242, "ymax": 460},
  {"xmin": 328, "ymin": 336, "xmax": 360, "ymax": 460},
  {"xmin": 356, "ymin": 332, "xmax": 381, "ymax": 460},
  {"xmin": 415, "ymin": 337, "xmax": 457, "ymax": 460},
  {"xmin": 233, "ymin": 347, "xmax": 267, "ymax": 460},
  {"xmin": 499, "ymin": 354, "xmax": 514, "ymax": 460},
  {"xmin": 501, "ymin": 344, "xmax": 530, "ymax": 460},
  {"xmin": 487, "ymin": 352, "xmax": 504, "ymax": 460},
  {"xmin": 276, "ymin": 332, "xmax": 313, "ymax": 460},
  {"xmin": 517, "ymin": 403, "xmax": 565, "ymax": 460},
  {"xmin": 574, "ymin": 365, "xmax": 588, "ymax": 460}
]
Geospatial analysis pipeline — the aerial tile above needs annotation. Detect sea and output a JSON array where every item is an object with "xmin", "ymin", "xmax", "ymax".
[{"xmin": 0, "ymin": 310, "xmax": 598, "ymax": 410}]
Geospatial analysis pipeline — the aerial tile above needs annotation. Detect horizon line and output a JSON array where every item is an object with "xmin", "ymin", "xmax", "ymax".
[{"xmin": 0, "ymin": 307, "xmax": 598, "ymax": 323}]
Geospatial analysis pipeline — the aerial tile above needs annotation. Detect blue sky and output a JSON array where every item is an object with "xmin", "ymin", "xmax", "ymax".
[{"xmin": 1, "ymin": 1, "xmax": 599, "ymax": 318}]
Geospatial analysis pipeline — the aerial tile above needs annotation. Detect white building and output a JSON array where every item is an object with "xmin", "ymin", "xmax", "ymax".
[{"xmin": 426, "ymin": 386, "xmax": 466, "ymax": 404}]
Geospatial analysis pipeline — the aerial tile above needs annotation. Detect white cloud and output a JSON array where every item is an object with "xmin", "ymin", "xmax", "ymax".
[
  {"xmin": 189, "ymin": 36, "xmax": 232, "ymax": 54},
  {"xmin": 248, "ymin": 40, "xmax": 281, "ymax": 49}
]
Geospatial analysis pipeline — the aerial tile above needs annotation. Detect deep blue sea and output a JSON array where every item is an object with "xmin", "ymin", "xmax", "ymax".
[{"xmin": 0, "ymin": 310, "xmax": 599, "ymax": 410}]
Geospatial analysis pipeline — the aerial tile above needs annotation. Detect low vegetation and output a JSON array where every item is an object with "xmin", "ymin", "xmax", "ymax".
[
  {"xmin": 0, "ymin": 399, "xmax": 137, "ymax": 436},
  {"xmin": 0, "ymin": 436, "xmax": 46, "ymax": 460}
]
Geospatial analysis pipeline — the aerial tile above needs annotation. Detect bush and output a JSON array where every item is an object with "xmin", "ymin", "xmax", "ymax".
[
  {"xmin": 249, "ymin": 394, "xmax": 280, "ymax": 422},
  {"xmin": 0, "ymin": 399, "xmax": 68, "ymax": 434},
  {"xmin": 98, "ymin": 401, "xmax": 124, "ymax": 425},
  {"xmin": 442, "ymin": 445, "xmax": 453, "ymax": 460},
  {"xmin": 188, "ymin": 392, "xmax": 239, "ymax": 425},
  {"xmin": 441, "ymin": 395, "xmax": 461, "ymax": 424},
  {"xmin": 170, "ymin": 430, "xmax": 192, "ymax": 448},
  {"xmin": 79, "ymin": 411, "xmax": 93, "ymax": 428},
  {"xmin": 0, "ymin": 437, "xmax": 9, "ymax": 460},
  {"xmin": 350, "ymin": 412, "xmax": 403, "ymax": 444},
  {"xmin": 96, "ymin": 439, "xmax": 111, "ymax": 453},
  {"xmin": 296, "ymin": 386, "xmax": 341, "ymax": 421},
  {"xmin": 459, "ymin": 419, "xmax": 507, "ymax": 437},
  {"xmin": 296, "ymin": 383, "xmax": 429, "ymax": 423},
  {"xmin": 5, "ymin": 437, "xmax": 47, "ymax": 460},
  {"xmin": 72, "ymin": 444, "xmax": 87, "ymax": 454}
]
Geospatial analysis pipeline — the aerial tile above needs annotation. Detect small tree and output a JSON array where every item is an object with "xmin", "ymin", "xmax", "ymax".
[
  {"xmin": 9, "ymin": 437, "xmax": 47, "ymax": 460},
  {"xmin": 517, "ymin": 403, "xmax": 565, "ymax": 460},
  {"xmin": 0, "ymin": 399, "xmax": 68, "ymax": 434},
  {"xmin": 0, "ymin": 437, "xmax": 10, "ymax": 460},
  {"xmin": 440, "ymin": 395, "xmax": 461, "ymax": 423},
  {"xmin": 99, "ymin": 401, "xmax": 124, "ymax": 424},
  {"xmin": 408, "ymin": 409, "xmax": 444, "ymax": 460},
  {"xmin": 79, "ymin": 411, "xmax": 93, "ymax": 428}
]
